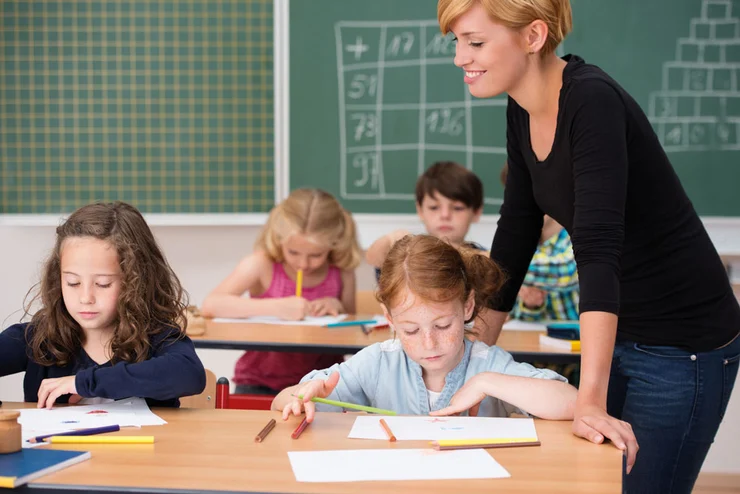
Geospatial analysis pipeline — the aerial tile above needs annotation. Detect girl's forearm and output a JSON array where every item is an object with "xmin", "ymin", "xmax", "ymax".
[
  {"xmin": 201, "ymin": 295, "xmax": 279, "ymax": 318},
  {"xmin": 476, "ymin": 372, "xmax": 577, "ymax": 420}
]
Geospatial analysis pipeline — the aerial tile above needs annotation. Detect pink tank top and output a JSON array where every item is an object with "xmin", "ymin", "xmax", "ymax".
[{"xmin": 233, "ymin": 263, "xmax": 345, "ymax": 391}]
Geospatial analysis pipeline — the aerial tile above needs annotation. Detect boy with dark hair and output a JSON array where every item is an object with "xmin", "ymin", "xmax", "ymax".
[{"xmin": 366, "ymin": 161, "xmax": 485, "ymax": 272}]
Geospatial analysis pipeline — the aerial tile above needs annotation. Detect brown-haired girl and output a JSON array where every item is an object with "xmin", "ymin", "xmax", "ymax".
[
  {"xmin": 0, "ymin": 202, "xmax": 206, "ymax": 408},
  {"xmin": 202, "ymin": 188, "xmax": 362, "ymax": 395},
  {"xmin": 273, "ymin": 234, "xmax": 576, "ymax": 422}
]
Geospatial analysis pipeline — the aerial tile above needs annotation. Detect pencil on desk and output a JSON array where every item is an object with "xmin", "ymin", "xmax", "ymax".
[
  {"xmin": 254, "ymin": 418, "xmax": 276, "ymax": 443},
  {"xmin": 291, "ymin": 417, "xmax": 309, "ymax": 439},
  {"xmin": 296, "ymin": 269, "xmax": 303, "ymax": 298},
  {"xmin": 431, "ymin": 437, "xmax": 540, "ymax": 450},
  {"xmin": 379, "ymin": 418, "xmax": 396, "ymax": 442},
  {"xmin": 45, "ymin": 436, "xmax": 155, "ymax": 444},
  {"xmin": 295, "ymin": 394, "xmax": 396, "ymax": 416},
  {"xmin": 28, "ymin": 424, "xmax": 120, "ymax": 444},
  {"xmin": 326, "ymin": 319, "xmax": 376, "ymax": 328}
]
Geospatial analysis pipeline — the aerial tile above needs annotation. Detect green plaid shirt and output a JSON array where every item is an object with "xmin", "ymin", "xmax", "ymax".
[{"xmin": 511, "ymin": 229, "xmax": 580, "ymax": 322}]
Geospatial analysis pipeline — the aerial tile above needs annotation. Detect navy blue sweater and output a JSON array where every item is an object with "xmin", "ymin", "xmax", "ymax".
[{"xmin": 0, "ymin": 323, "xmax": 206, "ymax": 407}]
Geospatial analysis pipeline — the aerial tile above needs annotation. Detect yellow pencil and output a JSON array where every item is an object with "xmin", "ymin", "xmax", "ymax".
[
  {"xmin": 46, "ymin": 436, "xmax": 155, "ymax": 444},
  {"xmin": 296, "ymin": 269, "xmax": 303, "ymax": 297},
  {"xmin": 432, "ymin": 437, "xmax": 540, "ymax": 450}
]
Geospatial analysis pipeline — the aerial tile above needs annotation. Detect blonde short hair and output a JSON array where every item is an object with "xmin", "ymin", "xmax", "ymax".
[
  {"xmin": 438, "ymin": 0, "xmax": 572, "ymax": 55},
  {"xmin": 257, "ymin": 188, "xmax": 362, "ymax": 270}
]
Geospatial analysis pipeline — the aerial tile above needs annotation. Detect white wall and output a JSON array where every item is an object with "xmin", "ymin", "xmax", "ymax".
[{"xmin": 1, "ymin": 222, "xmax": 739, "ymax": 473}]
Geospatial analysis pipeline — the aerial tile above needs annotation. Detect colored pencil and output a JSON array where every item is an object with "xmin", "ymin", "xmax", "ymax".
[
  {"xmin": 46, "ymin": 436, "xmax": 155, "ymax": 444},
  {"xmin": 28, "ymin": 424, "xmax": 120, "ymax": 444},
  {"xmin": 295, "ymin": 269, "xmax": 303, "ymax": 297},
  {"xmin": 295, "ymin": 394, "xmax": 396, "ymax": 416},
  {"xmin": 254, "ymin": 418, "xmax": 276, "ymax": 443},
  {"xmin": 291, "ymin": 418, "xmax": 309, "ymax": 439},
  {"xmin": 379, "ymin": 419, "xmax": 396, "ymax": 442},
  {"xmin": 326, "ymin": 319, "xmax": 377, "ymax": 328},
  {"xmin": 431, "ymin": 437, "xmax": 541, "ymax": 450}
]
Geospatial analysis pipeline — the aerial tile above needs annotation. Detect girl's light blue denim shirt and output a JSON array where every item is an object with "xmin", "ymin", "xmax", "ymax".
[{"xmin": 299, "ymin": 338, "xmax": 567, "ymax": 416}]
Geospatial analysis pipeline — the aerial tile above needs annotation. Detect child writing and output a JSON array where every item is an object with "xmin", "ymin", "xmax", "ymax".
[
  {"xmin": 500, "ymin": 163, "xmax": 579, "ymax": 322},
  {"xmin": 366, "ymin": 161, "xmax": 486, "ymax": 277},
  {"xmin": 0, "ymin": 202, "xmax": 206, "ymax": 409},
  {"xmin": 201, "ymin": 188, "xmax": 362, "ymax": 395},
  {"xmin": 273, "ymin": 234, "xmax": 576, "ymax": 421}
]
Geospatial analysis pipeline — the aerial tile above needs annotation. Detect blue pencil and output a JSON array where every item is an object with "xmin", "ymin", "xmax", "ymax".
[
  {"xmin": 28, "ymin": 424, "xmax": 121, "ymax": 444},
  {"xmin": 326, "ymin": 319, "xmax": 377, "ymax": 328}
]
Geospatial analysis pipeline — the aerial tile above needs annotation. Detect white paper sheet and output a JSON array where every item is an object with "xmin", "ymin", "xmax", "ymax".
[
  {"xmin": 14, "ymin": 397, "xmax": 166, "ymax": 447},
  {"xmin": 212, "ymin": 314, "xmax": 348, "ymax": 326},
  {"xmin": 502, "ymin": 320, "xmax": 548, "ymax": 331},
  {"xmin": 348, "ymin": 416, "xmax": 538, "ymax": 441},
  {"xmin": 288, "ymin": 448, "xmax": 510, "ymax": 482}
]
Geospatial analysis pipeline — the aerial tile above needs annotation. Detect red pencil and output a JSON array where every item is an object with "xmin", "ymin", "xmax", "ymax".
[{"xmin": 291, "ymin": 417, "xmax": 310, "ymax": 439}]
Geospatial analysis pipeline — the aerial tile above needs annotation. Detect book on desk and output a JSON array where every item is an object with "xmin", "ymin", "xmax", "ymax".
[{"xmin": 0, "ymin": 449, "xmax": 91, "ymax": 488}]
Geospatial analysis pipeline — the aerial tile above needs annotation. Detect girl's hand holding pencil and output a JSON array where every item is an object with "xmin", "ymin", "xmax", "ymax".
[
  {"xmin": 282, "ymin": 372, "xmax": 341, "ymax": 422},
  {"xmin": 308, "ymin": 297, "xmax": 343, "ymax": 317},
  {"xmin": 276, "ymin": 296, "xmax": 310, "ymax": 321}
]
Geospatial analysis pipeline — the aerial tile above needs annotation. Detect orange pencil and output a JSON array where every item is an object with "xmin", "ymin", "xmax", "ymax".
[
  {"xmin": 379, "ymin": 418, "xmax": 396, "ymax": 442},
  {"xmin": 291, "ymin": 417, "xmax": 310, "ymax": 439}
]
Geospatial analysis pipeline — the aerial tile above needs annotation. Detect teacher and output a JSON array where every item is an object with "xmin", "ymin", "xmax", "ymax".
[{"xmin": 437, "ymin": 0, "xmax": 740, "ymax": 492}]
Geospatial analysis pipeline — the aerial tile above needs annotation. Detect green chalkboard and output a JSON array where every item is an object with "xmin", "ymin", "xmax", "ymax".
[
  {"xmin": 290, "ymin": 0, "xmax": 740, "ymax": 216},
  {"xmin": 0, "ymin": 0, "xmax": 274, "ymax": 214}
]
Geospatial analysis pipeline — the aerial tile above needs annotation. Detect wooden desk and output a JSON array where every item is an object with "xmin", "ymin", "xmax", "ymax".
[
  {"xmin": 191, "ymin": 320, "xmax": 581, "ymax": 364},
  {"xmin": 4, "ymin": 405, "xmax": 621, "ymax": 494}
]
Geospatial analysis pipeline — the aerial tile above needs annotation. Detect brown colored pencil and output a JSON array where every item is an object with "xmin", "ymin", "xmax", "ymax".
[
  {"xmin": 291, "ymin": 417, "xmax": 310, "ymax": 439},
  {"xmin": 254, "ymin": 419, "xmax": 276, "ymax": 443},
  {"xmin": 432, "ymin": 439, "xmax": 541, "ymax": 451},
  {"xmin": 379, "ymin": 418, "xmax": 396, "ymax": 442}
]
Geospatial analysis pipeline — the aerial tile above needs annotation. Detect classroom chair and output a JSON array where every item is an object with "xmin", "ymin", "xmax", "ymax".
[
  {"xmin": 356, "ymin": 289, "xmax": 382, "ymax": 315},
  {"xmin": 215, "ymin": 377, "xmax": 273, "ymax": 410},
  {"xmin": 180, "ymin": 369, "xmax": 217, "ymax": 409}
]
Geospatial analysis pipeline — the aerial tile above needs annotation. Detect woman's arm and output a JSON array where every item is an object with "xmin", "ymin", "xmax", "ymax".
[
  {"xmin": 488, "ymin": 102, "xmax": 545, "ymax": 314},
  {"xmin": 473, "ymin": 308, "xmax": 508, "ymax": 346},
  {"xmin": 200, "ymin": 251, "xmax": 283, "ymax": 318},
  {"xmin": 568, "ymin": 80, "xmax": 638, "ymax": 471}
]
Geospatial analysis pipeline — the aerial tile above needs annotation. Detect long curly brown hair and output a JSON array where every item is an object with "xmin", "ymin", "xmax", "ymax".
[{"xmin": 24, "ymin": 202, "xmax": 188, "ymax": 366}]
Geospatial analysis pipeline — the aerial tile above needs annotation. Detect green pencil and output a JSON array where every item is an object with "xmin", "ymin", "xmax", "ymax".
[{"xmin": 296, "ymin": 394, "xmax": 396, "ymax": 416}]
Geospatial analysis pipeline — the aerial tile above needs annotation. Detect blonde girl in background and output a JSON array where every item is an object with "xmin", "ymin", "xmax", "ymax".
[{"xmin": 202, "ymin": 188, "xmax": 362, "ymax": 396}]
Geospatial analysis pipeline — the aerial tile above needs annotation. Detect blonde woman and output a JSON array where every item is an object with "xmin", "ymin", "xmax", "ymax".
[
  {"xmin": 438, "ymin": 0, "xmax": 740, "ymax": 492},
  {"xmin": 202, "ymin": 188, "xmax": 362, "ymax": 395}
]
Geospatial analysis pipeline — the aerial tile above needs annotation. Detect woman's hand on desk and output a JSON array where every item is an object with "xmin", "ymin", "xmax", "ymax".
[
  {"xmin": 277, "ymin": 297, "xmax": 310, "ymax": 321},
  {"xmin": 281, "ymin": 371, "xmax": 340, "ymax": 423},
  {"xmin": 573, "ymin": 403, "xmax": 639, "ymax": 474},
  {"xmin": 308, "ymin": 297, "xmax": 344, "ymax": 317}
]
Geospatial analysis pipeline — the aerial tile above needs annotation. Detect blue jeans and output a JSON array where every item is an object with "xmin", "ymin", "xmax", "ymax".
[{"xmin": 608, "ymin": 332, "xmax": 740, "ymax": 494}]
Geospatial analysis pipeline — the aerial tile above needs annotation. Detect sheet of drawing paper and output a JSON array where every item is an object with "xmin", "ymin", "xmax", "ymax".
[
  {"xmin": 348, "ymin": 416, "xmax": 538, "ymax": 441},
  {"xmin": 288, "ymin": 448, "xmax": 510, "ymax": 482}
]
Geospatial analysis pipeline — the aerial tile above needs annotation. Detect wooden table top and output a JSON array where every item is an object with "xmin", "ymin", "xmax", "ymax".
[
  {"xmin": 0, "ymin": 404, "xmax": 620, "ymax": 494},
  {"xmin": 191, "ymin": 319, "xmax": 580, "ymax": 363}
]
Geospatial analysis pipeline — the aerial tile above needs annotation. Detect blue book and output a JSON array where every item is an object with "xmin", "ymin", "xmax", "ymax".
[{"xmin": 0, "ymin": 449, "xmax": 91, "ymax": 488}]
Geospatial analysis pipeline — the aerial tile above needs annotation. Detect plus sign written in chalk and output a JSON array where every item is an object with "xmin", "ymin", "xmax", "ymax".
[{"xmin": 345, "ymin": 36, "xmax": 370, "ymax": 60}]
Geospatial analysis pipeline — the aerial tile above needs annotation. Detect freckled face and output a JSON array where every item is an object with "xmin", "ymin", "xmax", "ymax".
[{"xmin": 385, "ymin": 290, "xmax": 475, "ymax": 378}]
